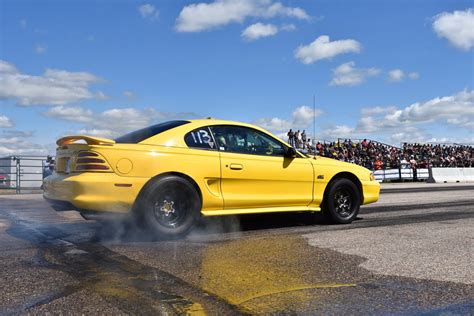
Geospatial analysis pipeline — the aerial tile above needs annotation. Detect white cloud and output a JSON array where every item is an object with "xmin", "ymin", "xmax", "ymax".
[
  {"xmin": 253, "ymin": 105, "xmax": 322, "ymax": 134},
  {"xmin": 0, "ymin": 60, "xmax": 18, "ymax": 74},
  {"xmin": 43, "ymin": 106, "xmax": 200, "ymax": 138},
  {"xmin": 253, "ymin": 117, "xmax": 291, "ymax": 131},
  {"xmin": 388, "ymin": 69, "xmax": 404, "ymax": 82},
  {"xmin": 387, "ymin": 127, "xmax": 428, "ymax": 144},
  {"xmin": 0, "ymin": 145, "xmax": 49, "ymax": 156},
  {"xmin": 0, "ymin": 60, "xmax": 105, "ymax": 106},
  {"xmin": 295, "ymin": 35, "xmax": 361, "ymax": 64},
  {"xmin": 263, "ymin": 2, "xmax": 309, "ymax": 20},
  {"xmin": 123, "ymin": 90, "xmax": 135, "ymax": 99},
  {"xmin": 319, "ymin": 125, "xmax": 355, "ymax": 140},
  {"xmin": 138, "ymin": 4, "xmax": 159, "ymax": 20},
  {"xmin": 2, "ymin": 130, "xmax": 33, "ymax": 138},
  {"xmin": 44, "ymin": 106, "xmax": 94, "ymax": 123},
  {"xmin": 0, "ymin": 115, "xmax": 13, "ymax": 128},
  {"xmin": 241, "ymin": 22, "xmax": 296, "ymax": 41},
  {"xmin": 175, "ymin": 0, "xmax": 309, "ymax": 32},
  {"xmin": 292, "ymin": 105, "xmax": 323, "ymax": 126},
  {"xmin": 35, "ymin": 43, "xmax": 48, "ymax": 54},
  {"xmin": 77, "ymin": 128, "xmax": 116, "ymax": 138},
  {"xmin": 322, "ymin": 89, "xmax": 474, "ymax": 144},
  {"xmin": 361, "ymin": 106, "xmax": 398, "ymax": 116},
  {"xmin": 388, "ymin": 69, "xmax": 420, "ymax": 82},
  {"xmin": 281, "ymin": 23, "xmax": 296, "ymax": 31},
  {"xmin": 241, "ymin": 23, "xmax": 278, "ymax": 40},
  {"xmin": 0, "ymin": 130, "xmax": 50, "ymax": 156},
  {"xmin": 330, "ymin": 61, "xmax": 380, "ymax": 87},
  {"xmin": 397, "ymin": 89, "xmax": 474, "ymax": 125},
  {"xmin": 408, "ymin": 72, "xmax": 420, "ymax": 80},
  {"xmin": 433, "ymin": 8, "xmax": 474, "ymax": 50}
]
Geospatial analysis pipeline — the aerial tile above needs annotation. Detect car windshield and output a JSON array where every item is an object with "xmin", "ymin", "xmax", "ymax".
[{"xmin": 115, "ymin": 120, "xmax": 190, "ymax": 144}]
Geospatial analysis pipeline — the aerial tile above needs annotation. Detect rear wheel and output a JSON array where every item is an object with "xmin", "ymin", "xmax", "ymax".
[
  {"xmin": 135, "ymin": 175, "xmax": 201, "ymax": 238},
  {"xmin": 323, "ymin": 178, "xmax": 360, "ymax": 224}
]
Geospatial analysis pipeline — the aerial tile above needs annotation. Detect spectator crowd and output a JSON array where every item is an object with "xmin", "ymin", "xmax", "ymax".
[{"xmin": 286, "ymin": 130, "xmax": 474, "ymax": 170}]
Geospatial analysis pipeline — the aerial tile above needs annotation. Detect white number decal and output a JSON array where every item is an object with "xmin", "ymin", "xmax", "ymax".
[{"xmin": 191, "ymin": 129, "xmax": 213, "ymax": 148}]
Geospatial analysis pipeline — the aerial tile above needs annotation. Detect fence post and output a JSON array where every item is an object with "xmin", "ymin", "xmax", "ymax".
[{"xmin": 15, "ymin": 157, "xmax": 21, "ymax": 194}]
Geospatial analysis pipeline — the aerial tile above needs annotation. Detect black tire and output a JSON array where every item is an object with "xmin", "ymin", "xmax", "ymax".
[
  {"xmin": 322, "ymin": 178, "xmax": 360, "ymax": 224},
  {"xmin": 134, "ymin": 175, "xmax": 201, "ymax": 238}
]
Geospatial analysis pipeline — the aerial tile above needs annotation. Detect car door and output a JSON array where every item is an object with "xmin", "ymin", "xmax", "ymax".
[
  {"xmin": 210, "ymin": 125, "xmax": 314, "ymax": 210},
  {"xmin": 183, "ymin": 126, "xmax": 223, "ymax": 211}
]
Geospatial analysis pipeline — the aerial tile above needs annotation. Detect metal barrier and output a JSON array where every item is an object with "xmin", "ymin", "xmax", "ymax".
[
  {"xmin": 373, "ymin": 168, "xmax": 429, "ymax": 182},
  {"xmin": 0, "ymin": 156, "xmax": 49, "ymax": 193}
]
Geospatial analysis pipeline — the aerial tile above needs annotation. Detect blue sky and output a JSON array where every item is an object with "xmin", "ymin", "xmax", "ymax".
[{"xmin": 0, "ymin": 0, "xmax": 473, "ymax": 155}]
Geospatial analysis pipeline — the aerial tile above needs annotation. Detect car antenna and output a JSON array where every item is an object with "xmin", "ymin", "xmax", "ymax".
[{"xmin": 313, "ymin": 94, "xmax": 317, "ymax": 160}]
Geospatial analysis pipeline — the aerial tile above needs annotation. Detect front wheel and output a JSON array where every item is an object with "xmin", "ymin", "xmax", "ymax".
[
  {"xmin": 135, "ymin": 175, "xmax": 201, "ymax": 238},
  {"xmin": 322, "ymin": 178, "xmax": 360, "ymax": 224}
]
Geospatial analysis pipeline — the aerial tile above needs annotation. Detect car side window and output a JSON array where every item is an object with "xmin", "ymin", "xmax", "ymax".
[
  {"xmin": 210, "ymin": 125, "xmax": 286, "ymax": 156},
  {"xmin": 184, "ymin": 127, "xmax": 216, "ymax": 150}
]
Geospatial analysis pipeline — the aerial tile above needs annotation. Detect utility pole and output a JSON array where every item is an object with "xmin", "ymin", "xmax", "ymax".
[{"xmin": 313, "ymin": 94, "xmax": 316, "ymax": 158}]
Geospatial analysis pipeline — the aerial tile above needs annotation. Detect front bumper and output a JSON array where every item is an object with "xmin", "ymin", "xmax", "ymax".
[
  {"xmin": 361, "ymin": 180, "xmax": 380, "ymax": 205},
  {"xmin": 43, "ymin": 172, "xmax": 147, "ymax": 213}
]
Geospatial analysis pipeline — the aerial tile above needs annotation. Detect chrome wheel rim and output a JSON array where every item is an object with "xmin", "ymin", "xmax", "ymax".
[
  {"xmin": 153, "ymin": 197, "xmax": 183, "ymax": 228},
  {"xmin": 334, "ymin": 189, "xmax": 353, "ymax": 218}
]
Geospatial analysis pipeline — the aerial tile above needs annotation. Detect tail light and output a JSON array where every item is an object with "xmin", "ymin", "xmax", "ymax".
[{"xmin": 73, "ymin": 151, "xmax": 111, "ymax": 172}]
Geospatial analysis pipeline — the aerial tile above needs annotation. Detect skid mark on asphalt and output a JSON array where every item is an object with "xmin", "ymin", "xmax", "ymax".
[
  {"xmin": 1, "ymin": 196, "xmax": 474, "ymax": 314},
  {"xmin": 0, "ymin": 213, "xmax": 247, "ymax": 315},
  {"xmin": 193, "ymin": 234, "xmax": 473, "ymax": 314},
  {"xmin": 235, "ymin": 283, "xmax": 357, "ymax": 305},
  {"xmin": 199, "ymin": 236, "xmax": 356, "ymax": 307}
]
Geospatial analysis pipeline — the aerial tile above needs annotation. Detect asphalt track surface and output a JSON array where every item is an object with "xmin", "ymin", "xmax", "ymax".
[{"xmin": 0, "ymin": 183, "xmax": 473, "ymax": 315}]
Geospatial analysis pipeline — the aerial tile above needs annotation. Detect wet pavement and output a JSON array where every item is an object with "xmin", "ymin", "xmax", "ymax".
[{"xmin": 0, "ymin": 183, "xmax": 473, "ymax": 315}]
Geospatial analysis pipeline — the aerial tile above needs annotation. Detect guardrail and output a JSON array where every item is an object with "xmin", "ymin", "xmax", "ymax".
[
  {"xmin": 0, "ymin": 156, "xmax": 48, "ymax": 193},
  {"xmin": 373, "ymin": 168, "xmax": 430, "ymax": 182}
]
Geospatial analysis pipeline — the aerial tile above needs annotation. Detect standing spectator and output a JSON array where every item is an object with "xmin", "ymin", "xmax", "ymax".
[
  {"xmin": 301, "ymin": 130, "xmax": 307, "ymax": 147},
  {"xmin": 43, "ymin": 155, "xmax": 55, "ymax": 179},
  {"xmin": 306, "ymin": 138, "xmax": 313, "ymax": 152},
  {"xmin": 295, "ymin": 130, "xmax": 301, "ymax": 148},
  {"xmin": 287, "ymin": 129, "xmax": 295, "ymax": 147},
  {"xmin": 410, "ymin": 155, "xmax": 418, "ymax": 181}
]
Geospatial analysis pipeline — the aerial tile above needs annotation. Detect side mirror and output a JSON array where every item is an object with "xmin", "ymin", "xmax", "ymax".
[{"xmin": 285, "ymin": 147, "xmax": 297, "ymax": 158}]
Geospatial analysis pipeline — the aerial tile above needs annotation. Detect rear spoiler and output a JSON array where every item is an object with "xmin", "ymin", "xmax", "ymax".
[{"xmin": 56, "ymin": 135, "xmax": 116, "ymax": 146}]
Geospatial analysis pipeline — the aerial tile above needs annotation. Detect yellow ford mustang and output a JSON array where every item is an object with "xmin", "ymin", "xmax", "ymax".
[{"xmin": 43, "ymin": 119, "xmax": 379, "ymax": 237}]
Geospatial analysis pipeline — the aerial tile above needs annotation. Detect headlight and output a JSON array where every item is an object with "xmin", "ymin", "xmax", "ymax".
[{"xmin": 369, "ymin": 172, "xmax": 375, "ymax": 181}]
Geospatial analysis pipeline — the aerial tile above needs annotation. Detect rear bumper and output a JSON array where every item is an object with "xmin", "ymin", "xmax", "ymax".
[
  {"xmin": 44, "ymin": 197, "xmax": 77, "ymax": 212},
  {"xmin": 43, "ymin": 172, "xmax": 147, "ymax": 213},
  {"xmin": 361, "ymin": 180, "xmax": 380, "ymax": 205}
]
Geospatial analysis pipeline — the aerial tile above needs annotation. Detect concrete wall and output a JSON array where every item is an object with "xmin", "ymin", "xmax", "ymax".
[{"xmin": 428, "ymin": 168, "xmax": 474, "ymax": 183}]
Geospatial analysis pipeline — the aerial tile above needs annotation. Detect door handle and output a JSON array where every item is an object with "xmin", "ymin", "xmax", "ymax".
[{"xmin": 229, "ymin": 163, "xmax": 243, "ymax": 170}]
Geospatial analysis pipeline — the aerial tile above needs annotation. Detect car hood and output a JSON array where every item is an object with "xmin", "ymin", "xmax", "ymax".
[{"xmin": 309, "ymin": 156, "xmax": 372, "ymax": 174}]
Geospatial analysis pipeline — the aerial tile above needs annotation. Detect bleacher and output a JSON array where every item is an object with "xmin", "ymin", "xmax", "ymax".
[{"xmin": 291, "ymin": 135, "xmax": 473, "ymax": 182}]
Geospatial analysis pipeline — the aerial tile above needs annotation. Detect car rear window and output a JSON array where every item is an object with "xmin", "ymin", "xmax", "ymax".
[{"xmin": 115, "ymin": 120, "xmax": 190, "ymax": 144}]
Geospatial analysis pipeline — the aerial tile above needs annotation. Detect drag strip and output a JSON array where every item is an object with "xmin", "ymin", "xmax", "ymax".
[
  {"xmin": 1, "ymin": 185, "xmax": 473, "ymax": 315},
  {"xmin": 360, "ymin": 199, "xmax": 474, "ymax": 214},
  {"xmin": 380, "ymin": 184, "xmax": 474, "ymax": 194}
]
